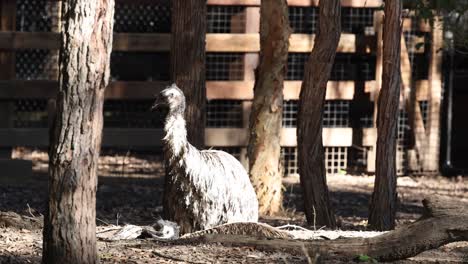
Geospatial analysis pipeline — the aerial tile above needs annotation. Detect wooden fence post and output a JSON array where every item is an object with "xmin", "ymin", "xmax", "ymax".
[
  {"xmin": 424, "ymin": 17, "xmax": 443, "ymax": 173},
  {"xmin": 367, "ymin": 10, "xmax": 383, "ymax": 173},
  {"xmin": 240, "ymin": 6, "xmax": 259, "ymax": 169}
]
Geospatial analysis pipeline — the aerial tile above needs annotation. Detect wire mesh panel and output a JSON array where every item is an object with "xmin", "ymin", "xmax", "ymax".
[
  {"xmin": 111, "ymin": 52, "xmax": 170, "ymax": 81},
  {"xmin": 286, "ymin": 53, "xmax": 308, "ymax": 81},
  {"xmin": 286, "ymin": 53, "xmax": 376, "ymax": 81},
  {"xmin": 15, "ymin": 49, "xmax": 57, "ymax": 80},
  {"xmin": 114, "ymin": 2, "xmax": 171, "ymax": 33},
  {"xmin": 325, "ymin": 147, "xmax": 348, "ymax": 174},
  {"xmin": 323, "ymin": 101, "xmax": 350, "ymax": 127},
  {"xmin": 207, "ymin": 6, "xmax": 246, "ymax": 33},
  {"xmin": 16, "ymin": 0, "xmax": 58, "ymax": 32},
  {"xmin": 282, "ymin": 100, "xmax": 299, "ymax": 128},
  {"xmin": 206, "ymin": 53, "xmax": 245, "ymax": 80},
  {"xmin": 206, "ymin": 100, "xmax": 243, "ymax": 128},
  {"xmin": 397, "ymin": 110, "xmax": 410, "ymax": 175},
  {"xmin": 282, "ymin": 100, "xmax": 350, "ymax": 128},
  {"xmin": 341, "ymin": 8, "xmax": 375, "ymax": 34},
  {"xmin": 288, "ymin": 7, "xmax": 318, "ymax": 34},
  {"xmin": 103, "ymin": 100, "xmax": 165, "ymax": 128},
  {"xmin": 13, "ymin": 99, "xmax": 48, "ymax": 128},
  {"xmin": 419, "ymin": 100, "xmax": 429, "ymax": 127},
  {"xmin": 281, "ymin": 147, "xmax": 348, "ymax": 176},
  {"xmin": 281, "ymin": 147, "xmax": 298, "ymax": 177}
]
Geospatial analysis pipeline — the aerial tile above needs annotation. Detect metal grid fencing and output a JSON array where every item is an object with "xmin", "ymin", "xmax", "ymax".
[
  {"xmin": 281, "ymin": 147, "xmax": 298, "ymax": 176},
  {"xmin": 16, "ymin": 0, "xmax": 58, "ymax": 32},
  {"xmin": 282, "ymin": 100, "xmax": 350, "ymax": 128},
  {"xmin": 13, "ymin": 99, "xmax": 48, "ymax": 128},
  {"xmin": 341, "ymin": 7, "xmax": 375, "ymax": 34},
  {"xmin": 207, "ymin": 6, "xmax": 246, "ymax": 33},
  {"xmin": 15, "ymin": 49, "xmax": 57, "ymax": 80},
  {"xmin": 110, "ymin": 52, "xmax": 170, "ymax": 81},
  {"xmin": 206, "ymin": 53, "xmax": 245, "ymax": 80},
  {"xmin": 288, "ymin": 7, "xmax": 318, "ymax": 34},
  {"xmin": 281, "ymin": 146, "xmax": 348, "ymax": 176},
  {"xmin": 103, "ymin": 100, "xmax": 164, "ymax": 128},
  {"xmin": 114, "ymin": 1, "xmax": 171, "ymax": 33},
  {"xmin": 325, "ymin": 147, "xmax": 348, "ymax": 174},
  {"xmin": 4, "ymin": 3, "xmax": 439, "ymax": 176},
  {"xmin": 206, "ymin": 100, "xmax": 243, "ymax": 128},
  {"xmin": 286, "ymin": 53, "xmax": 376, "ymax": 81}
]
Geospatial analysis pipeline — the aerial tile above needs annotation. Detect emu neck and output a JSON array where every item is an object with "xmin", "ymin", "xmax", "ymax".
[{"xmin": 163, "ymin": 112, "xmax": 188, "ymax": 157}]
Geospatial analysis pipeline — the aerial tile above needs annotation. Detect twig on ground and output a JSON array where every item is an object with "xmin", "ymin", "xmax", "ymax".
[
  {"xmin": 97, "ymin": 217, "xmax": 112, "ymax": 226},
  {"xmin": 26, "ymin": 203, "xmax": 35, "ymax": 218},
  {"xmin": 276, "ymin": 224, "xmax": 311, "ymax": 232},
  {"xmin": 97, "ymin": 226, "xmax": 122, "ymax": 234},
  {"xmin": 152, "ymin": 250, "xmax": 206, "ymax": 264}
]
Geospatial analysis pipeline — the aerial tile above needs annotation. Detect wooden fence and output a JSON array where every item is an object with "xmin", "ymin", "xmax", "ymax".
[{"xmin": 0, "ymin": 0, "xmax": 443, "ymax": 175}]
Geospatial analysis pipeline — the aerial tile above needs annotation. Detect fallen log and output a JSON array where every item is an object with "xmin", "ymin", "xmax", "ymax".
[
  {"xmin": 189, "ymin": 197, "xmax": 468, "ymax": 262},
  {"xmin": 0, "ymin": 211, "xmax": 43, "ymax": 230}
]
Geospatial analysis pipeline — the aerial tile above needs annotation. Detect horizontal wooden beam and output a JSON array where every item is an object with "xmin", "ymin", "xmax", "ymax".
[
  {"xmin": 206, "ymin": 81, "xmax": 355, "ymax": 100},
  {"xmin": 0, "ymin": 127, "xmax": 352, "ymax": 147},
  {"xmin": 0, "ymin": 80, "xmax": 357, "ymax": 100},
  {"xmin": 0, "ymin": 32, "xmax": 425, "ymax": 53},
  {"xmin": 0, "ymin": 128, "xmax": 164, "ymax": 148},
  {"xmin": 207, "ymin": 33, "xmax": 358, "ymax": 53},
  {"xmin": 365, "ymin": 80, "xmax": 429, "ymax": 100},
  {"xmin": 0, "ymin": 80, "xmax": 169, "ymax": 99},
  {"xmin": 0, "ymin": 79, "xmax": 429, "ymax": 101},
  {"xmin": 45, "ymin": 0, "xmax": 383, "ymax": 7},
  {"xmin": 206, "ymin": 0, "xmax": 383, "ymax": 7},
  {"xmin": 0, "ymin": 32, "xmax": 60, "ymax": 49},
  {"xmin": 205, "ymin": 127, "xmax": 352, "ymax": 147}
]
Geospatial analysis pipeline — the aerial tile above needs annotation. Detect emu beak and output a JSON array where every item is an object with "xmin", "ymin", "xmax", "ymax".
[{"xmin": 151, "ymin": 94, "xmax": 162, "ymax": 111}]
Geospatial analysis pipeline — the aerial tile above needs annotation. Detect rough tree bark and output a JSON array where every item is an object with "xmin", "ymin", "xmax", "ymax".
[
  {"xmin": 297, "ymin": 0, "xmax": 340, "ymax": 228},
  {"xmin": 170, "ymin": 0, "xmax": 206, "ymax": 149},
  {"xmin": 42, "ymin": 1, "xmax": 114, "ymax": 263},
  {"xmin": 368, "ymin": 0, "xmax": 402, "ymax": 231},
  {"xmin": 164, "ymin": 0, "xmax": 206, "ymax": 224},
  {"xmin": 194, "ymin": 197, "xmax": 468, "ymax": 262},
  {"xmin": 247, "ymin": 0, "xmax": 291, "ymax": 216}
]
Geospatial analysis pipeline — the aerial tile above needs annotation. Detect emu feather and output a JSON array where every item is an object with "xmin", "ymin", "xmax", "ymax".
[{"xmin": 155, "ymin": 84, "xmax": 259, "ymax": 234}]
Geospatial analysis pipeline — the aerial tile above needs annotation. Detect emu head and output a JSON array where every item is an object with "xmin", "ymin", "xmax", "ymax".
[{"xmin": 152, "ymin": 83, "xmax": 186, "ymax": 114}]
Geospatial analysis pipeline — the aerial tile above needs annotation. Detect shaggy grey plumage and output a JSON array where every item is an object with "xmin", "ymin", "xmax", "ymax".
[{"xmin": 153, "ymin": 84, "xmax": 259, "ymax": 234}]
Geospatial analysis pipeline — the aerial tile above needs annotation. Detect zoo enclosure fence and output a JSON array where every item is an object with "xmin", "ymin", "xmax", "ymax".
[{"xmin": 0, "ymin": 0, "xmax": 443, "ymax": 176}]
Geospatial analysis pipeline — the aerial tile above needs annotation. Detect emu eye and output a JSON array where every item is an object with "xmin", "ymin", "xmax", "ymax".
[{"xmin": 168, "ymin": 93, "xmax": 174, "ymax": 98}]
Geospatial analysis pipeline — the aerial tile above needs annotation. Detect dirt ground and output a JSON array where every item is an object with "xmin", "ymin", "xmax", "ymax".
[{"xmin": 1, "ymin": 148, "xmax": 468, "ymax": 263}]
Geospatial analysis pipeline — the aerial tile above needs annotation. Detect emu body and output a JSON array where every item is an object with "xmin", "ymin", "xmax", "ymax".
[{"xmin": 155, "ymin": 84, "xmax": 259, "ymax": 234}]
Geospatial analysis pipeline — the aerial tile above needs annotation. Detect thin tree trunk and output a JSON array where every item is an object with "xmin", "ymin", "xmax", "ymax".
[
  {"xmin": 42, "ymin": 1, "xmax": 114, "ymax": 263},
  {"xmin": 297, "ymin": 0, "xmax": 340, "ymax": 228},
  {"xmin": 164, "ymin": 0, "xmax": 206, "ymax": 223},
  {"xmin": 170, "ymin": 0, "xmax": 206, "ymax": 149},
  {"xmin": 248, "ymin": 0, "xmax": 291, "ymax": 216},
  {"xmin": 368, "ymin": 0, "xmax": 402, "ymax": 231}
]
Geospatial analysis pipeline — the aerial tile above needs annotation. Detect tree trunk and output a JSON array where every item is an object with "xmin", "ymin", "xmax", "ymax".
[
  {"xmin": 193, "ymin": 197, "xmax": 468, "ymax": 262},
  {"xmin": 368, "ymin": 0, "xmax": 402, "ymax": 231},
  {"xmin": 247, "ymin": 0, "xmax": 291, "ymax": 216},
  {"xmin": 42, "ymin": 1, "xmax": 114, "ymax": 263},
  {"xmin": 297, "ymin": 0, "xmax": 340, "ymax": 228},
  {"xmin": 170, "ymin": 0, "xmax": 206, "ymax": 149},
  {"xmin": 164, "ymin": 0, "xmax": 206, "ymax": 224}
]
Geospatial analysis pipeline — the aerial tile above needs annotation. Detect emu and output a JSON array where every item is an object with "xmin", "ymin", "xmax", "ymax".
[{"xmin": 152, "ymin": 84, "xmax": 259, "ymax": 234}]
